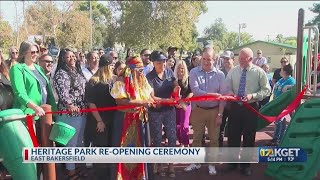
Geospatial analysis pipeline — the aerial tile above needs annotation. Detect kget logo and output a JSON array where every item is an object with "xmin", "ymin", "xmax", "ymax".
[
  {"xmin": 258, "ymin": 147, "xmax": 307, "ymax": 162},
  {"xmin": 259, "ymin": 148, "xmax": 274, "ymax": 157}
]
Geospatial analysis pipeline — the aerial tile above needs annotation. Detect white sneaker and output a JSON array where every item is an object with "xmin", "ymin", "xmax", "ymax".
[
  {"xmin": 208, "ymin": 165, "xmax": 217, "ymax": 175},
  {"xmin": 184, "ymin": 164, "xmax": 201, "ymax": 172}
]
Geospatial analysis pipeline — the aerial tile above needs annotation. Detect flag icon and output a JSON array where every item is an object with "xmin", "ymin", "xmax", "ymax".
[{"xmin": 24, "ymin": 149, "xmax": 28, "ymax": 161}]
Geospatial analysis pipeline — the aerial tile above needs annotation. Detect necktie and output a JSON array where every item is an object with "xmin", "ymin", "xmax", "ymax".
[{"xmin": 238, "ymin": 68, "xmax": 247, "ymax": 97}]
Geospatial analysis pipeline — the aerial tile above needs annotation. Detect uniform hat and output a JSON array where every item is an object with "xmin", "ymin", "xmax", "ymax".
[{"xmin": 150, "ymin": 51, "xmax": 168, "ymax": 62}]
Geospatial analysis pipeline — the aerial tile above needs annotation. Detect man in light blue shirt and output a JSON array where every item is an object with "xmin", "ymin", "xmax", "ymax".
[
  {"xmin": 140, "ymin": 49, "xmax": 154, "ymax": 76},
  {"xmin": 184, "ymin": 47, "xmax": 227, "ymax": 175}
]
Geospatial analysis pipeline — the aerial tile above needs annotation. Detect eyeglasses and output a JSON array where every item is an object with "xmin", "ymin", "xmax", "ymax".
[
  {"xmin": 257, "ymin": 53, "xmax": 261, "ymax": 54},
  {"xmin": 30, "ymin": 51, "xmax": 39, "ymax": 55},
  {"xmin": 136, "ymin": 68, "xmax": 144, "ymax": 72},
  {"xmin": 280, "ymin": 61, "xmax": 288, "ymax": 63},
  {"xmin": 41, "ymin": 60, "xmax": 54, "ymax": 64},
  {"xmin": 11, "ymin": 52, "xmax": 18, "ymax": 54}
]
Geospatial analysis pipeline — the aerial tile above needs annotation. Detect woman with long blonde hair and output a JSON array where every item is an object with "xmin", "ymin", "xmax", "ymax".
[
  {"xmin": 85, "ymin": 54, "xmax": 116, "ymax": 179},
  {"xmin": 110, "ymin": 55, "xmax": 154, "ymax": 180},
  {"xmin": 174, "ymin": 60, "xmax": 193, "ymax": 147}
]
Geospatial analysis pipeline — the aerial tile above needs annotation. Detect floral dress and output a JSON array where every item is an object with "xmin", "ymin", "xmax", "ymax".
[{"xmin": 111, "ymin": 79, "xmax": 153, "ymax": 180}]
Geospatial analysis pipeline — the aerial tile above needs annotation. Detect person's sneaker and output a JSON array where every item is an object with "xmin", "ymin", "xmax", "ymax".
[
  {"xmin": 208, "ymin": 165, "xmax": 217, "ymax": 175},
  {"xmin": 184, "ymin": 164, "xmax": 201, "ymax": 172}
]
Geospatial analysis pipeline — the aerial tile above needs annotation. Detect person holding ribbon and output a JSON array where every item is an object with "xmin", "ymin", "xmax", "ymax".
[
  {"xmin": 146, "ymin": 50, "xmax": 180, "ymax": 178},
  {"xmin": 9, "ymin": 41, "xmax": 58, "ymax": 179},
  {"xmin": 53, "ymin": 48, "xmax": 88, "ymax": 179},
  {"xmin": 110, "ymin": 55, "xmax": 154, "ymax": 180},
  {"xmin": 224, "ymin": 48, "xmax": 271, "ymax": 176},
  {"xmin": 173, "ymin": 60, "xmax": 193, "ymax": 147},
  {"xmin": 267, "ymin": 64, "xmax": 295, "ymax": 146},
  {"xmin": 185, "ymin": 47, "xmax": 227, "ymax": 176},
  {"xmin": 85, "ymin": 54, "xmax": 116, "ymax": 179}
]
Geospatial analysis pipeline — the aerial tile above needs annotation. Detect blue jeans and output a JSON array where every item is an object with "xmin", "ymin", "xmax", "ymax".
[
  {"xmin": 56, "ymin": 114, "xmax": 87, "ymax": 171},
  {"xmin": 273, "ymin": 117, "xmax": 286, "ymax": 143}
]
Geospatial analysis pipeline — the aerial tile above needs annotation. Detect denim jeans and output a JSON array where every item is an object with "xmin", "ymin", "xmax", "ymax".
[
  {"xmin": 273, "ymin": 117, "xmax": 287, "ymax": 143},
  {"xmin": 56, "ymin": 114, "xmax": 87, "ymax": 171}
]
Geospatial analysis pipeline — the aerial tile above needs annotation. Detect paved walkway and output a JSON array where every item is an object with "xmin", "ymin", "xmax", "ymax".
[{"xmin": 53, "ymin": 120, "xmax": 319, "ymax": 180}]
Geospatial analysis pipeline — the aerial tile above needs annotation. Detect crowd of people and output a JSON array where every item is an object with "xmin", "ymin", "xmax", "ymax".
[{"xmin": 0, "ymin": 40, "xmax": 298, "ymax": 180}]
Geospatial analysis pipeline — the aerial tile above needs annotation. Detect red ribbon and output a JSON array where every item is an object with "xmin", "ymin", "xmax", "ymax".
[
  {"xmin": 24, "ymin": 86, "xmax": 307, "ymax": 148},
  {"xmin": 25, "ymin": 115, "xmax": 39, "ymax": 147}
]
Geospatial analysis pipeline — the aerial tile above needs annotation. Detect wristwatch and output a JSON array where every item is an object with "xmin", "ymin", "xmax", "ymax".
[{"xmin": 218, "ymin": 113, "xmax": 223, "ymax": 117}]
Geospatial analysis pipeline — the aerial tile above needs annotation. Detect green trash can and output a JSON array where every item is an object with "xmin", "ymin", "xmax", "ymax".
[
  {"xmin": 49, "ymin": 121, "xmax": 76, "ymax": 146},
  {"xmin": 0, "ymin": 109, "xmax": 37, "ymax": 180}
]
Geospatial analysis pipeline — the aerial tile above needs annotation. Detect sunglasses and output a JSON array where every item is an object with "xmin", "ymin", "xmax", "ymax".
[
  {"xmin": 280, "ymin": 61, "xmax": 288, "ymax": 63},
  {"xmin": 41, "ymin": 60, "xmax": 54, "ymax": 64},
  {"xmin": 11, "ymin": 52, "xmax": 18, "ymax": 54},
  {"xmin": 136, "ymin": 68, "xmax": 144, "ymax": 72},
  {"xmin": 30, "ymin": 51, "xmax": 39, "ymax": 55},
  {"xmin": 257, "ymin": 53, "xmax": 261, "ymax": 54}
]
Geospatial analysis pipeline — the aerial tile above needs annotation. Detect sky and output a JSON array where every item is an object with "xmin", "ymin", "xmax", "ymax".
[{"xmin": 0, "ymin": 1, "xmax": 317, "ymax": 41}]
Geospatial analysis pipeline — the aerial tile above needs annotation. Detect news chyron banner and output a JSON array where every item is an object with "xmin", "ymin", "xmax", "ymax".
[
  {"xmin": 258, "ymin": 147, "xmax": 307, "ymax": 162},
  {"xmin": 23, "ymin": 147, "xmax": 307, "ymax": 163}
]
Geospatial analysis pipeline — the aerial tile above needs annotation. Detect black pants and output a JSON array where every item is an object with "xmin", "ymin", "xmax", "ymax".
[
  {"xmin": 140, "ymin": 121, "xmax": 154, "ymax": 180},
  {"xmin": 228, "ymin": 102, "xmax": 259, "ymax": 169},
  {"xmin": 219, "ymin": 109, "xmax": 229, "ymax": 147}
]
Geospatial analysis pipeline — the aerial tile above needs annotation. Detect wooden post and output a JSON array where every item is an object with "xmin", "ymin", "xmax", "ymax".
[{"xmin": 40, "ymin": 104, "xmax": 56, "ymax": 180}]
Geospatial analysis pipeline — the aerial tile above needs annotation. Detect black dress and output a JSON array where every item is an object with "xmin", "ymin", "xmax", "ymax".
[
  {"xmin": 85, "ymin": 80, "xmax": 116, "ymax": 179},
  {"xmin": 85, "ymin": 80, "xmax": 116, "ymax": 147}
]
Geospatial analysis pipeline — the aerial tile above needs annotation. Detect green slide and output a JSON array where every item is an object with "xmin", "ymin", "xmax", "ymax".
[
  {"xmin": 0, "ymin": 109, "xmax": 37, "ymax": 180},
  {"xmin": 265, "ymin": 98, "xmax": 320, "ymax": 180},
  {"xmin": 256, "ymin": 87, "xmax": 296, "ymax": 131}
]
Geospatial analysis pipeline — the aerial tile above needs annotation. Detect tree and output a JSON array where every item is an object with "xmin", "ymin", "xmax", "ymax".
[
  {"xmin": 19, "ymin": 1, "xmax": 91, "ymax": 49},
  {"xmin": 0, "ymin": 16, "xmax": 13, "ymax": 50},
  {"xmin": 108, "ymin": 1, "xmax": 207, "ymax": 51},
  {"xmin": 23, "ymin": 1, "xmax": 61, "ymax": 41},
  {"xmin": 76, "ymin": 1, "xmax": 113, "ymax": 48},
  {"xmin": 56, "ymin": 11, "xmax": 90, "ymax": 50},
  {"xmin": 203, "ymin": 18, "xmax": 227, "ymax": 42},
  {"xmin": 222, "ymin": 32, "xmax": 253, "ymax": 50},
  {"xmin": 203, "ymin": 18, "xmax": 254, "ymax": 52},
  {"xmin": 274, "ymin": 34, "xmax": 297, "ymax": 46},
  {"xmin": 307, "ymin": 3, "xmax": 320, "ymax": 30}
]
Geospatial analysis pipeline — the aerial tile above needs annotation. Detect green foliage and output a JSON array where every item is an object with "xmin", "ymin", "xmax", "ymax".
[
  {"xmin": 109, "ymin": 1, "xmax": 206, "ymax": 51},
  {"xmin": 307, "ymin": 3, "xmax": 320, "ymax": 30},
  {"xmin": 0, "ymin": 16, "xmax": 13, "ymax": 49},
  {"xmin": 76, "ymin": 0, "xmax": 113, "ymax": 49},
  {"xmin": 273, "ymin": 34, "xmax": 297, "ymax": 47},
  {"xmin": 203, "ymin": 18, "xmax": 254, "ymax": 52}
]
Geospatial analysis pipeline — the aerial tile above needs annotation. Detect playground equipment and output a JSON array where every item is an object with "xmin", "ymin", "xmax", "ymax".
[
  {"xmin": 0, "ymin": 105, "xmax": 64, "ymax": 180},
  {"xmin": 264, "ymin": 8, "xmax": 320, "ymax": 180},
  {"xmin": 0, "ymin": 109, "xmax": 37, "ymax": 180}
]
